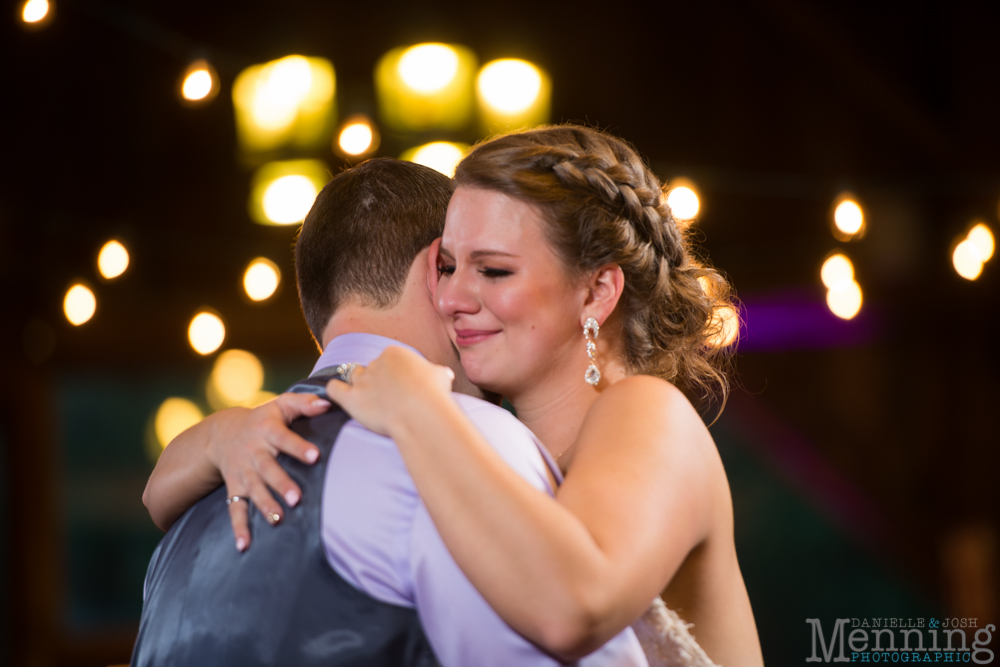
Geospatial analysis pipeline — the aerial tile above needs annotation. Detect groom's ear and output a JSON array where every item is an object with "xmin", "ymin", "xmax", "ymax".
[
  {"xmin": 426, "ymin": 238, "xmax": 443, "ymax": 294},
  {"xmin": 583, "ymin": 263, "xmax": 625, "ymax": 325}
]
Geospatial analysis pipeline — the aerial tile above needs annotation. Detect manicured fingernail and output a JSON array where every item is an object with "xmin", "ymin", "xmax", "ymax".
[
  {"xmin": 305, "ymin": 448, "xmax": 319, "ymax": 463},
  {"xmin": 268, "ymin": 512, "xmax": 281, "ymax": 525},
  {"xmin": 236, "ymin": 537, "xmax": 247, "ymax": 552},
  {"xmin": 312, "ymin": 399, "xmax": 331, "ymax": 408},
  {"xmin": 284, "ymin": 490, "xmax": 300, "ymax": 507}
]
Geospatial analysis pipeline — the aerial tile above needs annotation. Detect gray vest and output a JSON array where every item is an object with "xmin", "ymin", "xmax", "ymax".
[{"xmin": 131, "ymin": 371, "xmax": 439, "ymax": 666}]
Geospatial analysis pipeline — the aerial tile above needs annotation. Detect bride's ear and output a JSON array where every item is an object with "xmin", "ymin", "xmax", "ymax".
[
  {"xmin": 583, "ymin": 263, "xmax": 624, "ymax": 326},
  {"xmin": 426, "ymin": 238, "xmax": 443, "ymax": 293}
]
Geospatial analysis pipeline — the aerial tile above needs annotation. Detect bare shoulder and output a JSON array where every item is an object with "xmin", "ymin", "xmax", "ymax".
[
  {"xmin": 578, "ymin": 375, "xmax": 728, "ymax": 511},
  {"xmin": 588, "ymin": 375, "xmax": 708, "ymax": 441}
]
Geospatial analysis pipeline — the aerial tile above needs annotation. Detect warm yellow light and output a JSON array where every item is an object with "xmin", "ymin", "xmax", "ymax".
[
  {"xmin": 154, "ymin": 398, "xmax": 203, "ymax": 450},
  {"xmin": 953, "ymin": 240, "xmax": 984, "ymax": 281},
  {"xmin": 208, "ymin": 349, "xmax": 265, "ymax": 409},
  {"xmin": 826, "ymin": 280, "xmax": 863, "ymax": 320},
  {"xmin": 398, "ymin": 44, "xmax": 460, "ymax": 94},
  {"xmin": 22, "ymin": 0, "xmax": 48, "ymax": 23},
  {"xmin": 820, "ymin": 253, "xmax": 855, "ymax": 289},
  {"xmin": 375, "ymin": 44, "xmax": 476, "ymax": 132},
  {"xmin": 244, "ymin": 258, "xmax": 280, "ymax": 301},
  {"xmin": 477, "ymin": 59, "xmax": 543, "ymax": 115},
  {"xmin": 188, "ymin": 311, "xmax": 225, "ymax": 355},
  {"xmin": 183, "ymin": 70, "xmax": 212, "ymax": 101},
  {"xmin": 666, "ymin": 186, "xmax": 700, "ymax": 221},
  {"xmin": 834, "ymin": 199, "xmax": 864, "ymax": 236},
  {"xmin": 98, "ymin": 240, "xmax": 129, "ymax": 279},
  {"xmin": 261, "ymin": 175, "xmax": 318, "ymax": 224},
  {"xmin": 233, "ymin": 55, "xmax": 336, "ymax": 155},
  {"xmin": 338, "ymin": 121, "xmax": 374, "ymax": 156},
  {"xmin": 64, "ymin": 284, "xmax": 96, "ymax": 326},
  {"xmin": 402, "ymin": 142, "xmax": 468, "ymax": 177},
  {"xmin": 248, "ymin": 159, "xmax": 330, "ymax": 226},
  {"xmin": 707, "ymin": 305, "xmax": 739, "ymax": 348},
  {"xmin": 966, "ymin": 223, "xmax": 995, "ymax": 263}
]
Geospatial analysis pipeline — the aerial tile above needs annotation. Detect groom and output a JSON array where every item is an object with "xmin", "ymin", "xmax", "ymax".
[{"xmin": 132, "ymin": 158, "xmax": 646, "ymax": 666}]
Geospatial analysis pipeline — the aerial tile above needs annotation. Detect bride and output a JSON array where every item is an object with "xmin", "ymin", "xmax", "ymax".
[{"xmin": 147, "ymin": 125, "xmax": 763, "ymax": 666}]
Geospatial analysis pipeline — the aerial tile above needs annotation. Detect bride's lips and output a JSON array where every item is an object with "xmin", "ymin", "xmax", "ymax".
[{"xmin": 453, "ymin": 328, "xmax": 501, "ymax": 346}]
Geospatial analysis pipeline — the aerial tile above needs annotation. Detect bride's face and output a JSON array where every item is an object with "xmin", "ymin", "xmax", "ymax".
[{"xmin": 433, "ymin": 186, "xmax": 587, "ymax": 397}]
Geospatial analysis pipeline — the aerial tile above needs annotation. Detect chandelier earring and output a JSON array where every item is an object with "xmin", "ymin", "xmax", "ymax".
[{"xmin": 583, "ymin": 317, "xmax": 601, "ymax": 386}]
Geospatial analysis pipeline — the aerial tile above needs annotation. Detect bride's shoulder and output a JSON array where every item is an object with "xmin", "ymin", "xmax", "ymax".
[{"xmin": 595, "ymin": 375, "xmax": 700, "ymax": 421}]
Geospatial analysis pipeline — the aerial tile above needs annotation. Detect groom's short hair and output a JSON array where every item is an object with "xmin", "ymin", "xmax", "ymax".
[{"xmin": 295, "ymin": 158, "xmax": 454, "ymax": 345}]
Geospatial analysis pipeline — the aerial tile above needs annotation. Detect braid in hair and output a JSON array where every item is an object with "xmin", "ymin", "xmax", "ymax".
[{"xmin": 454, "ymin": 125, "xmax": 736, "ymax": 402}]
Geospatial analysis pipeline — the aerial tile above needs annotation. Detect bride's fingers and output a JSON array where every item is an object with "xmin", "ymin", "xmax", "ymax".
[{"xmin": 225, "ymin": 487, "xmax": 252, "ymax": 552}]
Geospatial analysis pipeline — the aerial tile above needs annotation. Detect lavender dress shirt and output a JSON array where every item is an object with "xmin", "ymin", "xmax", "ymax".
[{"xmin": 313, "ymin": 333, "xmax": 647, "ymax": 667}]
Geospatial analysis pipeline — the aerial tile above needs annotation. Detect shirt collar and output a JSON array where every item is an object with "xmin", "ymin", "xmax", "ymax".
[{"xmin": 311, "ymin": 333, "xmax": 423, "ymax": 377}]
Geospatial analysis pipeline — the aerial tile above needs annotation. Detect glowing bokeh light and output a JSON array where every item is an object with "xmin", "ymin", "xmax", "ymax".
[
  {"xmin": 398, "ymin": 44, "xmax": 460, "ymax": 93},
  {"xmin": 188, "ymin": 311, "xmax": 225, "ymax": 355},
  {"xmin": 64, "ymin": 284, "xmax": 96, "ymax": 326},
  {"xmin": 22, "ymin": 0, "xmax": 49, "ymax": 23},
  {"xmin": 248, "ymin": 159, "xmax": 329, "ymax": 226},
  {"xmin": 707, "ymin": 305, "xmax": 740, "ymax": 348},
  {"xmin": 98, "ymin": 240, "xmax": 129, "ymax": 279},
  {"xmin": 666, "ymin": 186, "xmax": 700, "ymax": 221},
  {"xmin": 208, "ymin": 349, "xmax": 265, "ymax": 409},
  {"xmin": 834, "ymin": 199, "xmax": 864, "ymax": 236},
  {"xmin": 154, "ymin": 398, "xmax": 203, "ymax": 450},
  {"xmin": 826, "ymin": 280, "xmax": 863, "ymax": 320},
  {"xmin": 477, "ymin": 59, "xmax": 543, "ymax": 115},
  {"xmin": 338, "ymin": 121, "xmax": 375, "ymax": 156},
  {"xmin": 375, "ymin": 44, "xmax": 476, "ymax": 132},
  {"xmin": 403, "ymin": 142, "xmax": 468, "ymax": 177},
  {"xmin": 182, "ymin": 67, "xmax": 214, "ymax": 101},
  {"xmin": 233, "ymin": 55, "xmax": 336, "ymax": 155},
  {"xmin": 262, "ymin": 175, "xmax": 318, "ymax": 224},
  {"xmin": 244, "ymin": 257, "xmax": 280, "ymax": 301},
  {"xmin": 820, "ymin": 253, "xmax": 855, "ymax": 289},
  {"xmin": 953, "ymin": 240, "xmax": 985, "ymax": 281},
  {"xmin": 967, "ymin": 223, "xmax": 995, "ymax": 263}
]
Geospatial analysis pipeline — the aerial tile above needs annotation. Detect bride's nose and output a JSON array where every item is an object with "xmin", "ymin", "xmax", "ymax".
[{"xmin": 436, "ymin": 268, "xmax": 479, "ymax": 318}]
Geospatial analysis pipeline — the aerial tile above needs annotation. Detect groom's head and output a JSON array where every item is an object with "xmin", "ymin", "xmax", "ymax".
[{"xmin": 295, "ymin": 158, "xmax": 453, "ymax": 348}]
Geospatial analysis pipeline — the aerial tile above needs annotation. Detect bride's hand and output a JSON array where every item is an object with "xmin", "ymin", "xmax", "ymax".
[
  {"xmin": 207, "ymin": 393, "xmax": 330, "ymax": 550},
  {"xmin": 325, "ymin": 347, "xmax": 455, "ymax": 437}
]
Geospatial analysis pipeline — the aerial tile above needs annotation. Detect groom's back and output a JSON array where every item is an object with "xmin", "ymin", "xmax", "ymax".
[{"xmin": 131, "ymin": 400, "xmax": 438, "ymax": 667}]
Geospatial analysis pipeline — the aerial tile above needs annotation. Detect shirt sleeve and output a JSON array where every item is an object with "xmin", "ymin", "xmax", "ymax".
[{"xmin": 409, "ymin": 399, "xmax": 648, "ymax": 667}]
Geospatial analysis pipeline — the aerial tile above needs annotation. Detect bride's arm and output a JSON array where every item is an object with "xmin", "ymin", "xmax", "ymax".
[
  {"xmin": 327, "ymin": 347, "xmax": 720, "ymax": 659},
  {"xmin": 142, "ymin": 394, "xmax": 330, "ymax": 544}
]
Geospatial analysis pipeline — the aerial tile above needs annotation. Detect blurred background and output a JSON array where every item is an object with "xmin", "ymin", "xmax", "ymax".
[{"xmin": 2, "ymin": 0, "xmax": 998, "ymax": 664}]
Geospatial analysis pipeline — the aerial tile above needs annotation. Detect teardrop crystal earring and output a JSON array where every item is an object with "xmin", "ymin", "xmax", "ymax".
[{"xmin": 583, "ymin": 317, "xmax": 601, "ymax": 386}]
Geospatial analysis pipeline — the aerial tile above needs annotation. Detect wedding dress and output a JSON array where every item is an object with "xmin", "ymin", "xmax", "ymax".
[{"xmin": 631, "ymin": 597, "xmax": 721, "ymax": 667}]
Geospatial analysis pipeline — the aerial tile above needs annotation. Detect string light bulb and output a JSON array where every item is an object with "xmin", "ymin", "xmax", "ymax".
[
  {"xmin": 181, "ymin": 60, "xmax": 219, "ymax": 104},
  {"xmin": 243, "ymin": 258, "xmax": 280, "ymax": 301},
  {"xmin": 831, "ymin": 194, "xmax": 866, "ymax": 240},
  {"xmin": 98, "ymin": 240, "xmax": 129, "ymax": 279},
  {"xmin": 665, "ymin": 181, "xmax": 700, "ymax": 222},
  {"xmin": 188, "ymin": 311, "xmax": 225, "ymax": 355},
  {"xmin": 64, "ymin": 284, "xmax": 96, "ymax": 326},
  {"xmin": 21, "ymin": 0, "xmax": 50, "ymax": 24}
]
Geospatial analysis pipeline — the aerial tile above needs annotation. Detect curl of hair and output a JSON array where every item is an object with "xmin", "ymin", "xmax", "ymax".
[{"xmin": 454, "ymin": 125, "xmax": 737, "ymax": 405}]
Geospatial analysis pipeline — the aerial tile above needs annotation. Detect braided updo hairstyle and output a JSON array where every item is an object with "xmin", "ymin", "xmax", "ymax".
[{"xmin": 454, "ymin": 125, "xmax": 736, "ymax": 402}]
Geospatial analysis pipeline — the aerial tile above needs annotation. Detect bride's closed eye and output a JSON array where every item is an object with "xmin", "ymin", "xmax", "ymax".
[
  {"xmin": 438, "ymin": 264, "xmax": 455, "ymax": 276},
  {"xmin": 479, "ymin": 267, "xmax": 512, "ymax": 278}
]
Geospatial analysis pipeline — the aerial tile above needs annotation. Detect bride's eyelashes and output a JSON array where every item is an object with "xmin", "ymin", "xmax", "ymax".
[
  {"xmin": 436, "ymin": 264, "xmax": 512, "ymax": 279},
  {"xmin": 479, "ymin": 267, "xmax": 512, "ymax": 278}
]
